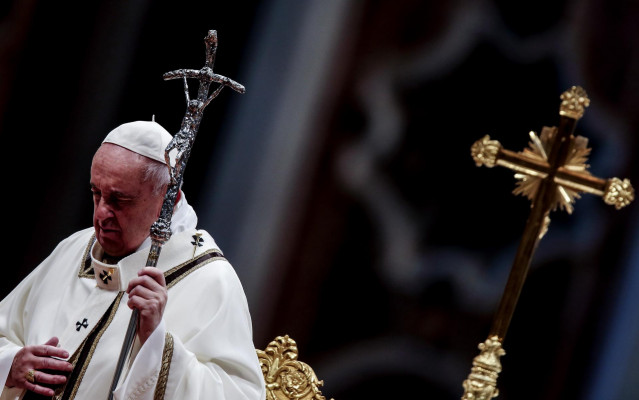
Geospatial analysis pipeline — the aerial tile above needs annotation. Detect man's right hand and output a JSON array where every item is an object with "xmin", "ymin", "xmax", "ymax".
[{"xmin": 5, "ymin": 337, "xmax": 74, "ymax": 397}]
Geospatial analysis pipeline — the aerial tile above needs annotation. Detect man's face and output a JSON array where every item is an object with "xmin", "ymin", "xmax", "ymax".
[{"xmin": 90, "ymin": 144, "xmax": 165, "ymax": 257}]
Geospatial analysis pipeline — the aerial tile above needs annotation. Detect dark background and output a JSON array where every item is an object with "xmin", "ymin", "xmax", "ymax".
[{"xmin": 1, "ymin": 1, "xmax": 638, "ymax": 399}]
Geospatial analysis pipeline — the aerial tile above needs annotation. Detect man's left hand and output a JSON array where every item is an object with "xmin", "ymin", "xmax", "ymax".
[{"xmin": 126, "ymin": 267, "xmax": 168, "ymax": 344}]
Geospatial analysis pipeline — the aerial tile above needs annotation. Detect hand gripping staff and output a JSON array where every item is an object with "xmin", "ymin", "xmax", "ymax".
[{"xmin": 107, "ymin": 30, "xmax": 245, "ymax": 399}]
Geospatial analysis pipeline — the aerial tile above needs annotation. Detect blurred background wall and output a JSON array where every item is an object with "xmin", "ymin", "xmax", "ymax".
[{"xmin": 1, "ymin": 1, "xmax": 638, "ymax": 399}]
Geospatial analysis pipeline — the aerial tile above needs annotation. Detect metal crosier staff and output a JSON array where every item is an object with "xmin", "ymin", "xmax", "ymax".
[{"xmin": 107, "ymin": 30, "xmax": 245, "ymax": 399}]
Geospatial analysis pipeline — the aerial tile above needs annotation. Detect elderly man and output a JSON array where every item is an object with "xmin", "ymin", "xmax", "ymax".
[{"xmin": 0, "ymin": 121, "xmax": 265, "ymax": 400}]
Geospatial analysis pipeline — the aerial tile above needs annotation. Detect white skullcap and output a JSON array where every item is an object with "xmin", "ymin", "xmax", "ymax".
[{"xmin": 102, "ymin": 121, "xmax": 173, "ymax": 164}]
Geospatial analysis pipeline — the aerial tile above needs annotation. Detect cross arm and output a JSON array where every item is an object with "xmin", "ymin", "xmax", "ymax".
[
  {"xmin": 163, "ymin": 69, "xmax": 245, "ymax": 93},
  {"xmin": 471, "ymin": 134, "xmax": 635, "ymax": 210},
  {"xmin": 211, "ymin": 73, "xmax": 245, "ymax": 94},
  {"xmin": 163, "ymin": 68, "xmax": 203, "ymax": 80}
]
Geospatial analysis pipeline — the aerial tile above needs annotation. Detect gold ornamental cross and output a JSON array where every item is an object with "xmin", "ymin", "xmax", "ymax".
[{"xmin": 461, "ymin": 86, "xmax": 634, "ymax": 400}]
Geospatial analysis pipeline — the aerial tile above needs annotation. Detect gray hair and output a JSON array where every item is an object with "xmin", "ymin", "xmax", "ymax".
[{"xmin": 140, "ymin": 156, "xmax": 171, "ymax": 195}]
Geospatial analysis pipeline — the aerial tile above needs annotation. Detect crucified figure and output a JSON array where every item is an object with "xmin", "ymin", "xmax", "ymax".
[{"xmin": 163, "ymin": 30, "xmax": 245, "ymax": 184}]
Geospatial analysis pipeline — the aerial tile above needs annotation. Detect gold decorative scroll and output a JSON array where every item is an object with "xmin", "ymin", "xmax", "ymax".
[{"xmin": 257, "ymin": 335, "xmax": 332, "ymax": 400}]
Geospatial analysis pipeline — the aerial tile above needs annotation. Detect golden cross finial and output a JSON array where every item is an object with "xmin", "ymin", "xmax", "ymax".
[{"xmin": 462, "ymin": 86, "xmax": 634, "ymax": 400}]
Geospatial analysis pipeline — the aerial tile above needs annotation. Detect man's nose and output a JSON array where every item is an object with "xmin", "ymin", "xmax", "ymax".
[{"xmin": 94, "ymin": 199, "xmax": 114, "ymax": 221}]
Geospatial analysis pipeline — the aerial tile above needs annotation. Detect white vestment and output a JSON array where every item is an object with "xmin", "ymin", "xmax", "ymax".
[{"xmin": 0, "ymin": 194, "xmax": 265, "ymax": 400}]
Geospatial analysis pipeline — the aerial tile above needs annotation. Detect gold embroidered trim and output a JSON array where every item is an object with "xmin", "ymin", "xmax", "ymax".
[
  {"xmin": 78, "ymin": 235, "xmax": 97, "ymax": 279},
  {"xmin": 153, "ymin": 333, "xmax": 174, "ymax": 400},
  {"xmin": 65, "ymin": 292, "xmax": 124, "ymax": 400},
  {"xmin": 165, "ymin": 249, "xmax": 225, "ymax": 290},
  {"xmin": 80, "ymin": 239, "xmax": 223, "ymax": 283},
  {"xmin": 49, "ymin": 350, "xmax": 81, "ymax": 399}
]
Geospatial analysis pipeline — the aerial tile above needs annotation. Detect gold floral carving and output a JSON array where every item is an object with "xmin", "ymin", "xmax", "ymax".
[
  {"xmin": 257, "ymin": 335, "xmax": 332, "ymax": 400},
  {"xmin": 559, "ymin": 86, "xmax": 590, "ymax": 120},
  {"xmin": 604, "ymin": 177, "xmax": 635, "ymax": 210},
  {"xmin": 461, "ymin": 335, "xmax": 505, "ymax": 400},
  {"xmin": 471, "ymin": 135, "xmax": 501, "ymax": 168}
]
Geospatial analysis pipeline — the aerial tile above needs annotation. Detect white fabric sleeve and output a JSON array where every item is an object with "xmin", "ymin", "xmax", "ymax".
[
  {"xmin": 0, "ymin": 342, "xmax": 20, "ymax": 388},
  {"xmin": 0, "ymin": 270, "xmax": 36, "ymax": 399},
  {"xmin": 164, "ymin": 332, "xmax": 265, "ymax": 400},
  {"xmin": 113, "ymin": 260, "xmax": 265, "ymax": 400},
  {"xmin": 0, "ymin": 229, "xmax": 91, "ymax": 399},
  {"xmin": 112, "ymin": 320, "xmax": 166, "ymax": 400}
]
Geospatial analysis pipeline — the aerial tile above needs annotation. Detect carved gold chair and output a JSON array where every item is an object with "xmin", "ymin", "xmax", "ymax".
[{"xmin": 257, "ymin": 335, "xmax": 332, "ymax": 400}]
